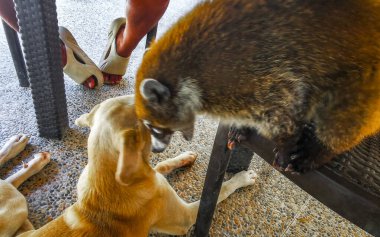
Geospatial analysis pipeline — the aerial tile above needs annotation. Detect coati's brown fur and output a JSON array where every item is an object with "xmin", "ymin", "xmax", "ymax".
[{"xmin": 135, "ymin": 0, "xmax": 380, "ymax": 172}]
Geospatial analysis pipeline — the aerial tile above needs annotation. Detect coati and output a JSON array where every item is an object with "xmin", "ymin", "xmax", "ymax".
[{"xmin": 134, "ymin": 0, "xmax": 380, "ymax": 172}]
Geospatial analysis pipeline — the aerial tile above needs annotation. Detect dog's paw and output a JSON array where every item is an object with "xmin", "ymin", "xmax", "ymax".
[
  {"xmin": 0, "ymin": 134, "xmax": 30, "ymax": 160},
  {"xmin": 177, "ymin": 151, "xmax": 197, "ymax": 167},
  {"xmin": 23, "ymin": 152, "xmax": 51, "ymax": 175},
  {"xmin": 232, "ymin": 170, "xmax": 258, "ymax": 188},
  {"xmin": 155, "ymin": 151, "xmax": 198, "ymax": 175}
]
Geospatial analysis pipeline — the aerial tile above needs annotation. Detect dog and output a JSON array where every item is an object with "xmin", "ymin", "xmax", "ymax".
[
  {"xmin": 1, "ymin": 95, "xmax": 257, "ymax": 236},
  {"xmin": 0, "ymin": 134, "xmax": 51, "ymax": 237}
]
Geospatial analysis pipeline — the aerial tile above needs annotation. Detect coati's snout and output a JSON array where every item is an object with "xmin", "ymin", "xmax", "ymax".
[{"xmin": 137, "ymin": 78, "xmax": 196, "ymax": 152}]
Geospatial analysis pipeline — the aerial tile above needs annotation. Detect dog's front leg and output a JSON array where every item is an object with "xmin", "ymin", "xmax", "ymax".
[
  {"xmin": 6, "ymin": 152, "xmax": 51, "ymax": 188},
  {"xmin": 154, "ymin": 151, "xmax": 197, "ymax": 175},
  {"xmin": 212, "ymin": 170, "xmax": 257, "ymax": 204},
  {"xmin": 151, "ymin": 170, "xmax": 257, "ymax": 235}
]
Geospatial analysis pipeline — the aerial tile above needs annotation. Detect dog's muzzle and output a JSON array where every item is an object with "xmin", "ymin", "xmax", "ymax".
[
  {"xmin": 143, "ymin": 121, "xmax": 174, "ymax": 153},
  {"xmin": 151, "ymin": 134, "xmax": 172, "ymax": 153}
]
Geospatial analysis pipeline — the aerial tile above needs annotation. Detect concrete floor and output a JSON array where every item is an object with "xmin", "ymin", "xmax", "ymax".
[{"xmin": 0, "ymin": 0, "xmax": 372, "ymax": 236}]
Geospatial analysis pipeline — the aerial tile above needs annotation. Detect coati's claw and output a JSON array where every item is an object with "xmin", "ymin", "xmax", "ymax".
[
  {"xmin": 272, "ymin": 157, "xmax": 284, "ymax": 171},
  {"xmin": 227, "ymin": 126, "xmax": 251, "ymax": 150},
  {"xmin": 284, "ymin": 164, "xmax": 294, "ymax": 172},
  {"xmin": 290, "ymin": 153, "xmax": 302, "ymax": 161}
]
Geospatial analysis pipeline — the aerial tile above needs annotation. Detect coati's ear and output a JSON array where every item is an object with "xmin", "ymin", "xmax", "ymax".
[
  {"xmin": 75, "ymin": 104, "xmax": 101, "ymax": 128},
  {"xmin": 115, "ymin": 129, "xmax": 145, "ymax": 186},
  {"xmin": 139, "ymin": 79, "xmax": 171, "ymax": 104}
]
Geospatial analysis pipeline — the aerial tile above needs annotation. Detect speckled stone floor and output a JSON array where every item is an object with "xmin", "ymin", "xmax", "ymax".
[{"xmin": 0, "ymin": 0, "xmax": 373, "ymax": 236}]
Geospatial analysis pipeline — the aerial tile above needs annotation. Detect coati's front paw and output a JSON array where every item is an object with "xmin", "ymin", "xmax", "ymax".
[
  {"xmin": 287, "ymin": 145, "xmax": 335, "ymax": 173},
  {"xmin": 273, "ymin": 145, "xmax": 304, "ymax": 173},
  {"xmin": 273, "ymin": 124, "xmax": 334, "ymax": 173},
  {"xmin": 227, "ymin": 126, "xmax": 251, "ymax": 150}
]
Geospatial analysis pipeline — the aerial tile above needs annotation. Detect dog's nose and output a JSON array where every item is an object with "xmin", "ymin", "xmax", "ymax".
[
  {"xmin": 151, "ymin": 136, "xmax": 168, "ymax": 153},
  {"xmin": 151, "ymin": 146, "xmax": 166, "ymax": 153}
]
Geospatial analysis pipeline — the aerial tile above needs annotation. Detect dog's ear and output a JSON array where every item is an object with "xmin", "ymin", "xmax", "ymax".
[
  {"xmin": 75, "ymin": 104, "xmax": 101, "ymax": 128},
  {"xmin": 139, "ymin": 79, "xmax": 171, "ymax": 105},
  {"xmin": 115, "ymin": 129, "xmax": 145, "ymax": 186}
]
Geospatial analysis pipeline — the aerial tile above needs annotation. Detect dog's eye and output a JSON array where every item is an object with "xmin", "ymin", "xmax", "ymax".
[
  {"xmin": 143, "ymin": 121, "xmax": 163, "ymax": 135},
  {"xmin": 152, "ymin": 127, "xmax": 163, "ymax": 134},
  {"xmin": 142, "ymin": 120, "xmax": 173, "ymax": 137},
  {"xmin": 143, "ymin": 120, "xmax": 151, "ymax": 127},
  {"xmin": 143, "ymin": 120, "xmax": 154, "ymax": 131}
]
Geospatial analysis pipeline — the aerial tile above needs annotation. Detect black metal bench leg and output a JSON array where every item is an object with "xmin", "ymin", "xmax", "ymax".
[
  {"xmin": 194, "ymin": 124, "xmax": 232, "ymax": 237},
  {"xmin": 227, "ymin": 144, "xmax": 254, "ymax": 173},
  {"xmin": 2, "ymin": 20, "xmax": 29, "ymax": 87},
  {"xmin": 14, "ymin": 0, "xmax": 68, "ymax": 139},
  {"xmin": 226, "ymin": 126, "xmax": 254, "ymax": 173}
]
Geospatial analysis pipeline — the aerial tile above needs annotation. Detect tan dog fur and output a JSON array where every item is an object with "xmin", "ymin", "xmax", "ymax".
[{"xmin": 1, "ymin": 95, "xmax": 257, "ymax": 236}]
